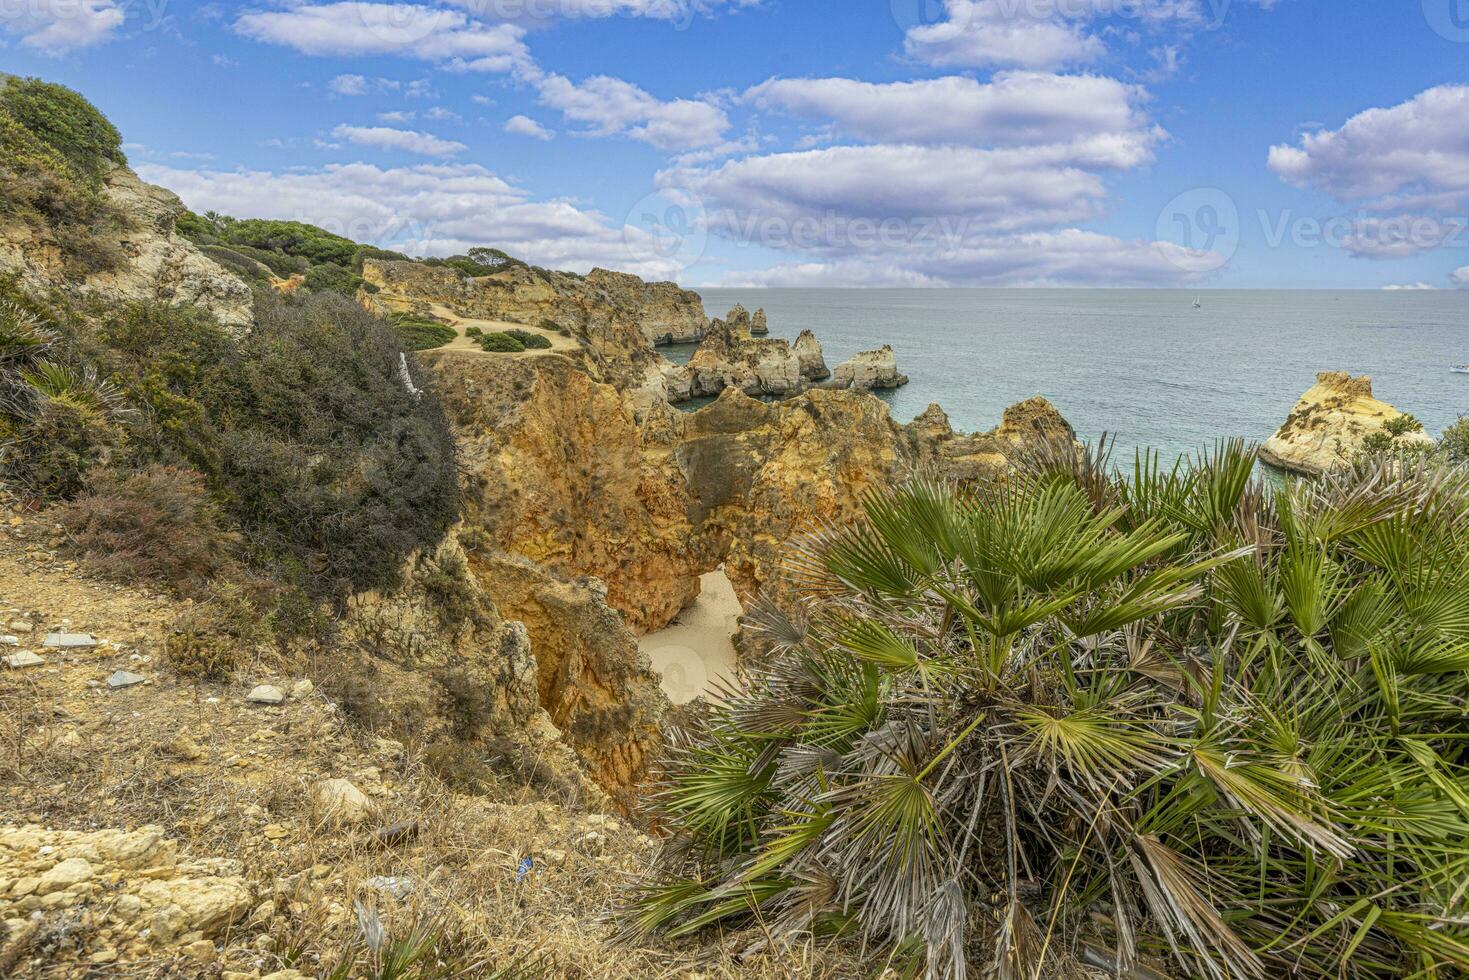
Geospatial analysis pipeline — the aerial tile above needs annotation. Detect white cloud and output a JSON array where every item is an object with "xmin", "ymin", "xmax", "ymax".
[
  {"xmin": 902, "ymin": 1, "xmax": 1103, "ymax": 70},
  {"xmin": 900, "ymin": 0, "xmax": 1274, "ymax": 71},
  {"xmin": 746, "ymin": 72, "xmax": 1156, "ymax": 148},
  {"xmin": 657, "ymin": 62, "xmax": 1210, "ymax": 286},
  {"xmin": 378, "ymin": 110, "xmax": 416, "ymax": 123},
  {"xmin": 135, "ymin": 160, "xmax": 687, "ymax": 280},
  {"xmin": 235, "ymin": 3, "xmax": 531, "ymax": 72},
  {"xmin": 706, "ymin": 230, "xmax": 1214, "ymax": 288},
  {"xmin": 2, "ymin": 0, "xmax": 126, "ymax": 54},
  {"xmin": 1268, "ymin": 86, "xmax": 1469, "ymax": 206},
  {"xmin": 1454, "ymin": 267, "xmax": 1469, "ymax": 288},
  {"xmin": 666, "ymin": 141, "xmax": 1155, "ymax": 237},
  {"xmin": 329, "ymin": 74, "xmax": 371, "ymax": 96},
  {"xmin": 535, "ymin": 73, "xmax": 729, "ymax": 150},
  {"xmin": 1381, "ymin": 282, "xmax": 1437, "ymax": 291},
  {"xmin": 425, "ymin": 106, "xmax": 461, "ymax": 121},
  {"xmin": 1269, "ymin": 86, "xmax": 1469, "ymax": 261},
  {"xmin": 505, "ymin": 115, "xmax": 555, "ymax": 140},
  {"xmin": 331, "ymin": 124, "xmax": 467, "ymax": 157}
]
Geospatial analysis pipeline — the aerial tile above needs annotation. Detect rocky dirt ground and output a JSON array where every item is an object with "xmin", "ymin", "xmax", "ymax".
[{"xmin": 0, "ymin": 502, "xmax": 861, "ymax": 979}]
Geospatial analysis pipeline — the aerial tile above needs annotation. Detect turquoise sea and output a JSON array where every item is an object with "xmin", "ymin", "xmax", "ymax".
[{"xmin": 691, "ymin": 289, "xmax": 1469, "ymax": 466}]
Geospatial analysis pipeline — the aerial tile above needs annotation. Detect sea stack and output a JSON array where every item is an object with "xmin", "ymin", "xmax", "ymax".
[
  {"xmin": 793, "ymin": 329, "xmax": 830, "ymax": 381},
  {"xmin": 1259, "ymin": 371, "xmax": 1433, "ymax": 475},
  {"xmin": 827, "ymin": 346, "xmax": 909, "ymax": 391}
]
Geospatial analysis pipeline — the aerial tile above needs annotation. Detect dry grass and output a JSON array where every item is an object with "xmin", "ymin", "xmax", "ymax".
[{"xmin": 0, "ymin": 508, "xmax": 868, "ymax": 979}]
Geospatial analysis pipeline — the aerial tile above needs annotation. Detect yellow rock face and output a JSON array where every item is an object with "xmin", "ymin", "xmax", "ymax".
[{"xmin": 1260, "ymin": 372, "xmax": 1432, "ymax": 475}]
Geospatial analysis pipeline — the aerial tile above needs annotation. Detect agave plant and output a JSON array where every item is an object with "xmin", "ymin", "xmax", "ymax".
[
  {"xmin": 0, "ymin": 300, "xmax": 57, "ymax": 364},
  {"xmin": 628, "ymin": 441, "xmax": 1469, "ymax": 979}
]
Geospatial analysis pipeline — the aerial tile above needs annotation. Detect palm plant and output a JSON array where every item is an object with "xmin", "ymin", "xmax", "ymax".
[{"xmin": 627, "ymin": 441, "xmax": 1469, "ymax": 979}]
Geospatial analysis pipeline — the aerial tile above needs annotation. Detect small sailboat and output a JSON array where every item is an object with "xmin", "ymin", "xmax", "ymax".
[
  {"xmin": 1192, "ymin": 296, "xmax": 1202, "ymax": 309},
  {"xmin": 1452, "ymin": 365, "xmax": 1469, "ymax": 375}
]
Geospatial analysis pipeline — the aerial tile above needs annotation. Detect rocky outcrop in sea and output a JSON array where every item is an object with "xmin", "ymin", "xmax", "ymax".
[{"xmin": 1260, "ymin": 371, "xmax": 1432, "ymax": 474}]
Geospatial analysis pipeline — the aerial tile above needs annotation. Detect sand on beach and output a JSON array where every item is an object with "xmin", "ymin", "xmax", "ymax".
[{"xmin": 638, "ymin": 569, "xmax": 741, "ymax": 704}]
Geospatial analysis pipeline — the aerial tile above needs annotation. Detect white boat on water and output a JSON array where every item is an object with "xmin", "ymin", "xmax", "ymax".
[
  {"xmin": 1453, "ymin": 365, "xmax": 1469, "ymax": 375},
  {"xmin": 1193, "ymin": 297, "xmax": 1202, "ymax": 309}
]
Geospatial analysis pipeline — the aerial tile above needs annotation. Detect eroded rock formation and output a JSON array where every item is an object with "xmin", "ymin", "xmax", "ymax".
[
  {"xmin": 680, "ymin": 319, "xmax": 806, "ymax": 399},
  {"xmin": 0, "ymin": 163, "xmax": 253, "ymax": 329},
  {"xmin": 1260, "ymin": 372, "xmax": 1431, "ymax": 474},
  {"xmin": 750, "ymin": 308, "xmax": 769, "ymax": 336},
  {"xmin": 794, "ymin": 329, "xmax": 830, "ymax": 381},
  {"xmin": 826, "ymin": 345, "xmax": 910, "ymax": 391}
]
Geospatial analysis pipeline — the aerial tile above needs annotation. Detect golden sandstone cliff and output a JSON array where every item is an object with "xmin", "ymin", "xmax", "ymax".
[{"xmin": 1260, "ymin": 371, "xmax": 1433, "ymax": 474}]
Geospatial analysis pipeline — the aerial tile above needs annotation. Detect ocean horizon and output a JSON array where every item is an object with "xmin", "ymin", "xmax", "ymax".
[{"xmin": 695, "ymin": 288, "xmax": 1469, "ymax": 465}]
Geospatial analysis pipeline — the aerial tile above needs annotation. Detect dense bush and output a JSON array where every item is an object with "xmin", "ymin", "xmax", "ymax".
[
  {"xmin": 302, "ymin": 262, "xmax": 366, "ymax": 296},
  {"xmin": 503, "ymin": 329, "xmax": 552, "ymax": 350},
  {"xmin": 392, "ymin": 314, "xmax": 458, "ymax": 351},
  {"xmin": 0, "ymin": 78, "xmax": 130, "ymax": 276},
  {"xmin": 631, "ymin": 444, "xmax": 1469, "ymax": 979},
  {"xmin": 163, "ymin": 581, "xmax": 265, "ymax": 680},
  {"xmin": 1441, "ymin": 416, "xmax": 1469, "ymax": 463},
  {"xmin": 1385, "ymin": 412, "xmax": 1424, "ymax": 436},
  {"xmin": 10, "ymin": 286, "xmax": 459, "ymax": 601},
  {"xmin": 222, "ymin": 219, "xmax": 360, "ymax": 267},
  {"xmin": 199, "ymin": 245, "xmax": 272, "ymax": 283},
  {"xmin": 476, "ymin": 331, "xmax": 525, "ymax": 353},
  {"xmin": 56, "ymin": 464, "xmax": 232, "ymax": 590},
  {"xmin": 0, "ymin": 299, "xmax": 129, "ymax": 497},
  {"xmin": 0, "ymin": 77, "xmax": 124, "ymax": 184},
  {"xmin": 218, "ymin": 290, "xmax": 459, "ymax": 597}
]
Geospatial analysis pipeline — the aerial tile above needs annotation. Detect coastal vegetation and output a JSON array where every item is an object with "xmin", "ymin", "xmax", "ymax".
[
  {"xmin": 631, "ymin": 442, "xmax": 1469, "ymax": 979},
  {"xmin": 0, "ymin": 76, "xmax": 129, "ymax": 275},
  {"xmin": 176, "ymin": 212, "xmax": 409, "ymax": 296}
]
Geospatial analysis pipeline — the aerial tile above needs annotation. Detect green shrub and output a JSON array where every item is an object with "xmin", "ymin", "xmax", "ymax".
[
  {"xmin": 391, "ymin": 315, "xmax": 457, "ymax": 351},
  {"xmin": 0, "ymin": 77, "xmax": 124, "ymax": 185},
  {"xmin": 222, "ymin": 219, "xmax": 360, "ymax": 268},
  {"xmin": 219, "ymin": 290, "xmax": 459, "ymax": 598},
  {"xmin": 464, "ymin": 325, "xmax": 483, "ymax": 338},
  {"xmin": 302, "ymin": 262, "xmax": 365, "ymax": 296},
  {"xmin": 476, "ymin": 332, "xmax": 525, "ymax": 353},
  {"xmin": 218, "ymin": 243, "xmax": 309, "ymax": 278},
  {"xmin": 503, "ymin": 329, "xmax": 552, "ymax": 350},
  {"xmin": 0, "ymin": 79, "xmax": 130, "ymax": 277},
  {"xmin": 200, "ymin": 245, "xmax": 271, "ymax": 283},
  {"xmin": 1440, "ymin": 415, "xmax": 1469, "ymax": 463},
  {"xmin": 56, "ymin": 464, "xmax": 232, "ymax": 591},
  {"xmin": 1384, "ymin": 412, "xmax": 1424, "ymax": 436},
  {"xmin": 631, "ymin": 444, "xmax": 1469, "ymax": 979},
  {"xmin": 163, "ymin": 582, "xmax": 265, "ymax": 680}
]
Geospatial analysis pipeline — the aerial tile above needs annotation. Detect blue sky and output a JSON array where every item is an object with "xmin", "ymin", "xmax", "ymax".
[{"xmin": 3, "ymin": 0, "xmax": 1468, "ymax": 288}]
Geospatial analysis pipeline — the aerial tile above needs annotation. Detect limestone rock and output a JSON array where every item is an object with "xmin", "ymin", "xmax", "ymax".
[
  {"xmin": 724, "ymin": 304, "xmax": 753, "ymax": 338},
  {"xmin": 0, "ymin": 162, "xmax": 253, "ymax": 329},
  {"xmin": 312, "ymin": 778, "xmax": 372, "ymax": 824},
  {"xmin": 917, "ymin": 396, "xmax": 1076, "ymax": 481},
  {"xmin": 750, "ymin": 308, "xmax": 769, "ymax": 336},
  {"xmin": 36, "ymin": 857, "xmax": 93, "ymax": 895},
  {"xmin": 793, "ymin": 329, "xmax": 830, "ymax": 381},
  {"xmin": 1260, "ymin": 372, "xmax": 1433, "ymax": 475},
  {"xmin": 289, "ymin": 679, "xmax": 314, "ymax": 700},
  {"xmin": 827, "ymin": 346, "xmax": 909, "ymax": 391},
  {"xmin": 44, "ymin": 632, "xmax": 97, "ymax": 649},
  {"xmin": 684, "ymin": 319, "xmax": 805, "ymax": 399},
  {"xmin": 3, "ymin": 651, "xmax": 44, "ymax": 668},
  {"xmin": 471, "ymin": 552, "xmax": 667, "ymax": 805},
  {"xmin": 245, "ymin": 685, "xmax": 285, "ymax": 706},
  {"xmin": 423, "ymin": 353, "xmax": 706, "ymax": 634},
  {"xmin": 107, "ymin": 670, "xmax": 145, "ymax": 689}
]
